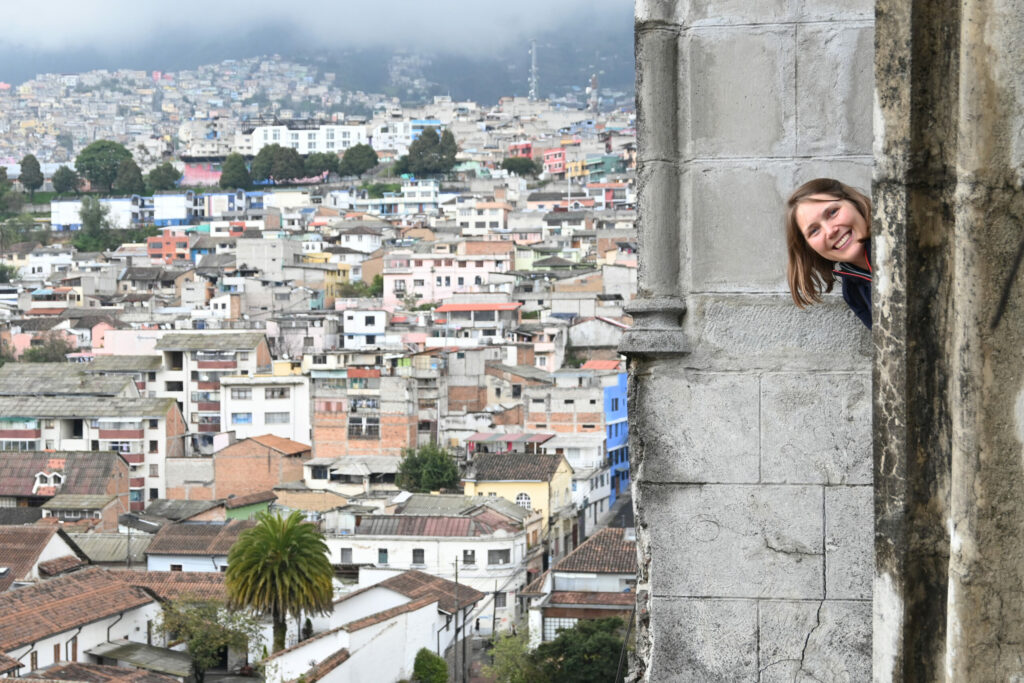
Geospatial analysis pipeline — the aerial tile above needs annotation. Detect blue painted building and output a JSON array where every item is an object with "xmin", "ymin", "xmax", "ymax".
[{"xmin": 604, "ymin": 372, "xmax": 629, "ymax": 504}]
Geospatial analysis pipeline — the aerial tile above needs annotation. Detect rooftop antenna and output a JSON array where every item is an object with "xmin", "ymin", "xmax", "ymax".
[{"xmin": 529, "ymin": 39, "xmax": 539, "ymax": 101}]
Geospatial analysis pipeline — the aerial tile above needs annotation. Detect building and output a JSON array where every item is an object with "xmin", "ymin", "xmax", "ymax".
[
  {"xmin": 144, "ymin": 519, "xmax": 256, "ymax": 572},
  {"xmin": 461, "ymin": 452, "xmax": 576, "ymax": 562},
  {"xmin": 523, "ymin": 527, "xmax": 636, "ymax": 646},
  {"xmin": 212, "ymin": 435, "xmax": 312, "ymax": 499},
  {"xmin": 219, "ymin": 373, "xmax": 311, "ymax": 444}
]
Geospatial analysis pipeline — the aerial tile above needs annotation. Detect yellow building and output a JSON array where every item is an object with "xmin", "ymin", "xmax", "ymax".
[{"xmin": 462, "ymin": 452, "xmax": 578, "ymax": 559}]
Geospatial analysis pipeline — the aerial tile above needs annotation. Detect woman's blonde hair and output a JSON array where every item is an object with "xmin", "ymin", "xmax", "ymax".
[{"xmin": 785, "ymin": 178, "xmax": 872, "ymax": 308}]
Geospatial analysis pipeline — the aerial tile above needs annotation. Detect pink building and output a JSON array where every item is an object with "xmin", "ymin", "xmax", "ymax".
[
  {"xmin": 543, "ymin": 148, "xmax": 567, "ymax": 176},
  {"xmin": 381, "ymin": 242, "xmax": 514, "ymax": 308}
]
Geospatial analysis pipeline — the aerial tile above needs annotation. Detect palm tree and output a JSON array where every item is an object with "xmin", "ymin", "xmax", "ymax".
[{"xmin": 225, "ymin": 510, "xmax": 334, "ymax": 652}]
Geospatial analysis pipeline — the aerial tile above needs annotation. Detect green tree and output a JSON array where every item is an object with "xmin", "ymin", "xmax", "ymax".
[
  {"xmin": 56, "ymin": 132, "xmax": 74, "ymax": 153},
  {"xmin": 52, "ymin": 165, "xmax": 79, "ymax": 195},
  {"xmin": 112, "ymin": 158, "xmax": 145, "ymax": 195},
  {"xmin": 368, "ymin": 273, "xmax": 383, "ymax": 296},
  {"xmin": 0, "ymin": 168, "xmax": 24, "ymax": 218},
  {"xmin": 396, "ymin": 443, "xmax": 460, "ymax": 493},
  {"xmin": 226, "ymin": 510, "xmax": 334, "ymax": 653},
  {"xmin": 439, "ymin": 129, "xmax": 458, "ymax": 170},
  {"xmin": 0, "ymin": 264, "xmax": 17, "ymax": 283},
  {"xmin": 19, "ymin": 154, "xmax": 43, "ymax": 201},
  {"xmin": 219, "ymin": 153, "xmax": 251, "ymax": 190},
  {"xmin": 339, "ymin": 144, "xmax": 378, "ymax": 177},
  {"xmin": 21, "ymin": 331, "xmax": 76, "ymax": 362},
  {"xmin": 75, "ymin": 140, "xmax": 132, "ymax": 191},
  {"xmin": 531, "ymin": 617, "xmax": 625, "ymax": 683},
  {"xmin": 304, "ymin": 152, "xmax": 339, "ymax": 178},
  {"xmin": 484, "ymin": 630, "xmax": 542, "ymax": 683},
  {"xmin": 412, "ymin": 648, "xmax": 448, "ymax": 683},
  {"xmin": 500, "ymin": 156, "xmax": 542, "ymax": 178},
  {"xmin": 156, "ymin": 597, "xmax": 263, "ymax": 683},
  {"xmin": 251, "ymin": 144, "xmax": 305, "ymax": 183},
  {"xmin": 146, "ymin": 162, "xmax": 182, "ymax": 193},
  {"xmin": 362, "ymin": 182, "xmax": 400, "ymax": 199}
]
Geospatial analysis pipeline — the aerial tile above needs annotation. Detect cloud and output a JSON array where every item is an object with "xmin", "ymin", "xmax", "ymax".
[{"xmin": 2, "ymin": 0, "xmax": 630, "ymax": 54}]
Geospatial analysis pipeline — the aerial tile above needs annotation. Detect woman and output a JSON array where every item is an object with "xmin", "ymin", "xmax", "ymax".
[{"xmin": 785, "ymin": 178, "xmax": 872, "ymax": 328}]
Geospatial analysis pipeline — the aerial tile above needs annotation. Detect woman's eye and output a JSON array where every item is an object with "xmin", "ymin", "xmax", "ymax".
[{"xmin": 827, "ymin": 207, "xmax": 838, "ymax": 217}]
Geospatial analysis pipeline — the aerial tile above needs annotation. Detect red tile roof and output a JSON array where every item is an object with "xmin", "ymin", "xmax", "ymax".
[
  {"xmin": 0, "ymin": 525, "xmax": 59, "ymax": 590},
  {"xmin": 116, "ymin": 570, "xmax": 227, "ymax": 601},
  {"xmin": 466, "ymin": 452, "xmax": 568, "ymax": 482},
  {"xmin": 0, "ymin": 654, "xmax": 22, "ymax": 674},
  {"xmin": 547, "ymin": 591, "xmax": 635, "ymax": 607},
  {"xmin": 581, "ymin": 359, "xmax": 623, "ymax": 371},
  {"xmin": 247, "ymin": 434, "xmax": 311, "ymax": 456},
  {"xmin": 146, "ymin": 520, "xmax": 256, "ymax": 556},
  {"xmin": 553, "ymin": 527, "xmax": 636, "ymax": 575},
  {"xmin": 0, "ymin": 567, "xmax": 154, "ymax": 650},
  {"xmin": 25, "ymin": 662, "xmax": 178, "ymax": 683},
  {"xmin": 224, "ymin": 490, "xmax": 277, "ymax": 508},
  {"xmin": 377, "ymin": 569, "xmax": 486, "ymax": 614},
  {"xmin": 37, "ymin": 554, "xmax": 87, "ymax": 577},
  {"xmin": 435, "ymin": 302, "xmax": 521, "ymax": 313}
]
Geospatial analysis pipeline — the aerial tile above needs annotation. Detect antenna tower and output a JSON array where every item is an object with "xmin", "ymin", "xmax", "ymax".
[{"xmin": 529, "ymin": 39, "xmax": 539, "ymax": 101}]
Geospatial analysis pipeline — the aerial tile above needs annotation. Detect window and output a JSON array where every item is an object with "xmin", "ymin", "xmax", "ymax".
[
  {"xmin": 313, "ymin": 355, "xmax": 327, "ymax": 364},
  {"xmin": 348, "ymin": 416, "xmax": 380, "ymax": 438},
  {"xmin": 238, "ymin": 352, "xmax": 249, "ymax": 361},
  {"xmin": 340, "ymin": 548, "xmax": 352, "ymax": 563},
  {"xmin": 364, "ymin": 315, "xmax": 375, "ymax": 326},
  {"xmin": 265, "ymin": 387, "xmax": 290, "ymax": 399},
  {"xmin": 378, "ymin": 548, "xmax": 388, "ymax": 564},
  {"xmin": 582, "ymin": 424, "xmax": 595, "ymax": 430},
  {"xmin": 311, "ymin": 465, "xmax": 328, "ymax": 479},
  {"xmin": 544, "ymin": 617, "xmax": 578, "ymax": 642},
  {"xmin": 611, "ymin": 398, "xmax": 620, "ymax": 411},
  {"xmin": 265, "ymin": 412, "xmax": 290, "ymax": 424},
  {"xmin": 170, "ymin": 564, "xmax": 183, "ymax": 572},
  {"xmin": 488, "ymin": 549, "xmax": 511, "ymax": 565},
  {"xmin": 495, "ymin": 591, "xmax": 507, "ymax": 608},
  {"xmin": 149, "ymin": 464, "xmax": 159, "ymax": 478},
  {"xmin": 230, "ymin": 388, "xmax": 252, "ymax": 400},
  {"xmin": 412, "ymin": 548, "xmax": 425, "ymax": 565},
  {"xmin": 512, "ymin": 385, "xmax": 522, "ymax": 398},
  {"xmin": 231, "ymin": 413, "xmax": 252, "ymax": 424},
  {"xmin": 149, "ymin": 418, "xmax": 158, "ymax": 428},
  {"xmin": 463, "ymin": 549, "xmax": 475, "ymax": 566},
  {"xmin": 150, "ymin": 488, "xmax": 159, "ymax": 500},
  {"xmin": 149, "ymin": 440, "xmax": 158, "ymax": 453},
  {"xmin": 515, "ymin": 493, "xmax": 532, "ymax": 510}
]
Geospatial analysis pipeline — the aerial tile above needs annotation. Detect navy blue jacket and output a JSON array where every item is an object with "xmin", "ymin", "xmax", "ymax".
[{"xmin": 833, "ymin": 243, "xmax": 872, "ymax": 329}]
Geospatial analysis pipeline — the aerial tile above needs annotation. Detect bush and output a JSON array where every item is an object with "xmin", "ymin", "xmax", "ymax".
[{"xmin": 412, "ymin": 648, "xmax": 447, "ymax": 683}]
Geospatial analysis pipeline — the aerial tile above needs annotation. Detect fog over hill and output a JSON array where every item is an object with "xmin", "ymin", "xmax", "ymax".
[{"xmin": 0, "ymin": 2, "xmax": 634, "ymax": 105}]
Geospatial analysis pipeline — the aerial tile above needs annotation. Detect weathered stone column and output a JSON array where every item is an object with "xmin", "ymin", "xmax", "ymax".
[
  {"xmin": 627, "ymin": 1, "xmax": 874, "ymax": 679},
  {"xmin": 874, "ymin": 0, "xmax": 1024, "ymax": 679}
]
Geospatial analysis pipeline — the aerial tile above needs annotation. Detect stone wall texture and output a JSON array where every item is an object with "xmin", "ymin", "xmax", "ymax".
[{"xmin": 627, "ymin": 1, "xmax": 874, "ymax": 679}]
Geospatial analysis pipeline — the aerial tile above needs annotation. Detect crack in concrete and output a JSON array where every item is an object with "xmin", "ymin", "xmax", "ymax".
[
  {"xmin": 764, "ymin": 538, "xmax": 822, "ymax": 558},
  {"xmin": 798, "ymin": 600, "xmax": 826, "ymax": 679}
]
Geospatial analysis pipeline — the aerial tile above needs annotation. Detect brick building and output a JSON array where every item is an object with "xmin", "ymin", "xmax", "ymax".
[
  {"xmin": 312, "ymin": 369, "xmax": 418, "ymax": 461},
  {"xmin": 212, "ymin": 434, "xmax": 311, "ymax": 499}
]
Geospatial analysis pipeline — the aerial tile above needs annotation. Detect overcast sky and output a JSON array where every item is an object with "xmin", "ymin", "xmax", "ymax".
[{"xmin": 2, "ymin": 0, "xmax": 629, "ymax": 55}]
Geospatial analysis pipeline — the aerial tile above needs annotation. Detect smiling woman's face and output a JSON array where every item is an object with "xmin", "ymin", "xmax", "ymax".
[{"xmin": 794, "ymin": 193, "xmax": 870, "ymax": 269}]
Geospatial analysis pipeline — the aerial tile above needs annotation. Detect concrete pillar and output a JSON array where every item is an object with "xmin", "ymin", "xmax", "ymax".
[
  {"xmin": 874, "ymin": 0, "xmax": 1024, "ymax": 679},
  {"xmin": 627, "ymin": 1, "xmax": 874, "ymax": 679}
]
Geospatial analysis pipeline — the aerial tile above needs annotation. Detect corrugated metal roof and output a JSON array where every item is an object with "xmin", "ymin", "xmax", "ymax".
[
  {"xmin": 42, "ymin": 493, "xmax": 116, "ymax": 510},
  {"xmin": 154, "ymin": 331, "xmax": 266, "ymax": 351},
  {"xmin": 85, "ymin": 355, "xmax": 164, "ymax": 372},
  {"xmin": 67, "ymin": 532, "xmax": 150, "ymax": 564},
  {"xmin": 0, "ymin": 395, "xmax": 176, "ymax": 418}
]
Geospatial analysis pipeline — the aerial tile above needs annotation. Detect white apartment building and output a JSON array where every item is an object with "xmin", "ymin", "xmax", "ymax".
[
  {"xmin": 322, "ymin": 512, "xmax": 528, "ymax": 634},
  {"xmin": 242, "ymin": 121, "xmax": 370, "ymax": 156},
  {"xmin": 341, "ymin": 308, "xmax": 388, "ymax": 349},
  {"xmin": 219, "ymin": 373, "xmax": 312, "ymax": 446},
  {"xmin": 0, "ymin": 396, "xmax": 185, "ymax": 509}
]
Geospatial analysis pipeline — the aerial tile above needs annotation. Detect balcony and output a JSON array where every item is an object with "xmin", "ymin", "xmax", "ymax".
[
  {"xmin": 130, "ymin": 501, "xmax": 145, "ymax": 512},
  {"xmin": 129, "ymin": 477, "xmax": 145, "ymax": 488},
  {"xmin": 197, "ymin": 423, "xmax": 220, "ymax": 433},
  {"xmin": 197, "ymin": 360, "xmax": 237, "ymax": 370},
  {"xmin": 122, "ymin": 453, "xmax": 144, "ymax": 464},
  {"xmin": 197, "ymin": 381, "xmax": 220, "ymax": 390},
  {"xmin": 197, "ymin": 402, "xmax": 220, "ymax": 412},
  {"xmin": 0, "ymin": 429, "xmax": 41, "ymax": 439},
  {"xmin": 99, "ymin": 429, "xmax": 144, "ymax": 439}
]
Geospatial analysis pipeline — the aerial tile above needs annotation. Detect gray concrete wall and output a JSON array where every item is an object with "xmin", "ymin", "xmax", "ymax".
[
  {"xmin": 626, "ymin": 1, "xmax": 874, "ymax": 679},
  {"xmin": 874, "ymin": 0, "xmax": 1024, "ymax": 678}
]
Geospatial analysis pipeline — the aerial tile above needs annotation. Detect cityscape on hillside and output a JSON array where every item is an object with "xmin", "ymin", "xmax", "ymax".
[{"xmin": 0, "ymin": 40, "xmax": 638, "ymax": 683}]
